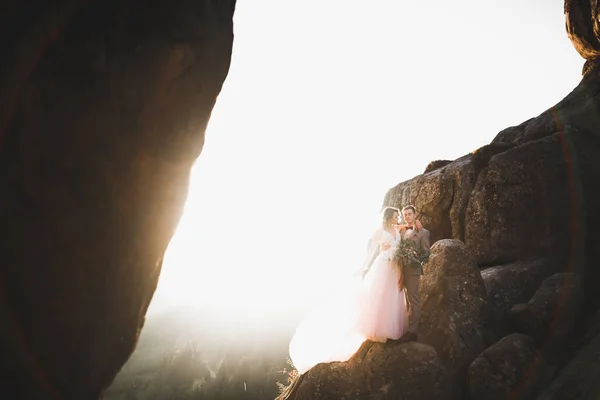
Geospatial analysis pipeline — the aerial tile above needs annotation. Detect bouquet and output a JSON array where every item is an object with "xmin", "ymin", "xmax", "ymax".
[{"xmin": 391, "ymin": 240, "xmax": 430, "ymax": 270}]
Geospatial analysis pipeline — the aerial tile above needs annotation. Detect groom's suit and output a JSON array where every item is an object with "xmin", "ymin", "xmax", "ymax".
[{"xmin": 401, "ymin": 226, "xmax": 431, "ymax": 336}]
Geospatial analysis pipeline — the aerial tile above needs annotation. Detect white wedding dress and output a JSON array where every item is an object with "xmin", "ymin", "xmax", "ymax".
[{"xmin": 289, "ymin": 228, "xmax": 408, "ymax": 374}]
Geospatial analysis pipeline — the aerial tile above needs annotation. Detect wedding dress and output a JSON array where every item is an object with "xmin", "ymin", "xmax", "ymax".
[{"xmin": 289, "ymin": 228, "xmax": 408, "ymax": 375}]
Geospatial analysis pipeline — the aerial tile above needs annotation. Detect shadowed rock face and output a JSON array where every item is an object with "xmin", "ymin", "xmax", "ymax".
[
  {"xmin": 467, "ymin": 333, "xmax": 549, "ymax": 400},
  {"xmin": 537, "ymin": 310, "xmax": 600, "ymax": 399},
  {"xmin": 419, "ymin": 240, "xmax": 487, "ymax": 398},
  {"xmin": 509, "ymin": 272, "xmax": 585, "ymax": 364},
  {"xmin": 0, "ymin": 1, "xmax": 235, "ymax": 398},
  {"xmin": 481, "ymin": 258, "xmax": 563, "ymax": 342}
]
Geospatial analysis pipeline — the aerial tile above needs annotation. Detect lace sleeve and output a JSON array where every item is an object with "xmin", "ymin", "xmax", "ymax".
[{"xmin": 354, "ymin": 228, "xmax": 382, "ymax": 278}]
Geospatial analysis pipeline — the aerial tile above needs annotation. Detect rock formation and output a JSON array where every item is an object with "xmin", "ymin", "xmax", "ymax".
[
  {"xmin": 281, "ymin": 1, "xmax": 600, "ymax": 399},
  {"xmin": 2, "ymin": 0, "xmax": 600, "ymax": 398},
  {"xmin": 466, "ymin": 333, "xmax": 550, "ymax": 400},
  {"xmin": 0, "ymin": 1, "xmax": 236, "ymax": 398}
]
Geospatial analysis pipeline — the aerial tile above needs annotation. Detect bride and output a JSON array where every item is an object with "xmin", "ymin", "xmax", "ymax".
[{"xmin": 289, "ymin": 207, "xmax": 418, "ymax": 375}]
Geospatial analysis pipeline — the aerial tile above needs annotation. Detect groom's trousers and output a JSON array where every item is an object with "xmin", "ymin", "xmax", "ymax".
[{"xmin": 404, "ymin": 274, "xmax": 420, "ymax": 334}]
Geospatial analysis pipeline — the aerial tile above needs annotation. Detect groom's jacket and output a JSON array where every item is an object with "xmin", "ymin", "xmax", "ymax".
[{"xmin": 401, "ymin": 227, "xmax": 431, "ymax": 275}]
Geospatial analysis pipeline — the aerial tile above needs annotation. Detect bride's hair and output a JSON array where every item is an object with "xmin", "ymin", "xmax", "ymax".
[{"xmin": 381, "ymin": 206, "xmax": 399, "ymax": 226}]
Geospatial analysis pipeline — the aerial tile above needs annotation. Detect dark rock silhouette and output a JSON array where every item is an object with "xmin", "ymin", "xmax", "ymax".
[
  {"xmin": 509, "ymin": 272, "xmax": 585, "ymax": 364},
  {"xmin": 467, "ymin": 333, "xmax": 549, "ymax": 400},
  {"xmin": 537, "ymin": 310, "xmax": 600, "ymax": 399},
  {"xmin": 0, "ymin": 1, "xmax": 235, "ymax": 398},
  {"xmin": 481, "ymin": 258, "xmax": 562, "ymax": 342}
]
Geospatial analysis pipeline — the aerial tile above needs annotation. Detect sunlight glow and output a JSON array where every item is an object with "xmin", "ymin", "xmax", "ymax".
[{"xmin": 148, "ymin": 0, "xmax": 583, "ymax": 331}]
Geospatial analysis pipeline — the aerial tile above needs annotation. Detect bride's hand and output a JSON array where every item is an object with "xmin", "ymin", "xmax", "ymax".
[
  {"xmin": 397, "ymin": 224, "xmax": 408, "ymax": 230},
  {"xmin": 415, "ymin": 219, "xmax": 423, "ymax": 231},
  {"xmin": 380, "ymin": 243, "xmax": 391, "ymax": 251}
]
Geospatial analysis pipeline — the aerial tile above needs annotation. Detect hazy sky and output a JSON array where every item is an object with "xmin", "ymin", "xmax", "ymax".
[{"xmin": 148, "ymin": 0, "xmax": 583, "ymax": 332}]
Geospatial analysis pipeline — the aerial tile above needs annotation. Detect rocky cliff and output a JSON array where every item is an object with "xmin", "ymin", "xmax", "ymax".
[
  {"xmin": 2, "ymin": 0, "xmax": 600, "ymax": 399},
  {"xmin": 280, "ymin": 1, "xmax": 600, "ymax": 399},
  {"xmin": 0, "ymin": 1, "xmax": 236, "ymax": 398}
]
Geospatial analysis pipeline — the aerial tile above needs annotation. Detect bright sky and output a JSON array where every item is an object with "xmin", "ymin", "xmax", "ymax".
[{"xmin": 148, "ymin": 0, "xmax": 583, "ymax": 331}]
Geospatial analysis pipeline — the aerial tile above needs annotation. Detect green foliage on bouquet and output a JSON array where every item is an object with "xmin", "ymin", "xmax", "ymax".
[{"xmin": 392, "ymin": 240, "xmax": 430, "ymax": 267}]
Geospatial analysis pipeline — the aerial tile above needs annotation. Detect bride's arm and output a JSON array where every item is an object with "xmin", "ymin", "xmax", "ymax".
[
  {"xmin": 415, "ymin": 219, "xmax": 423, "ymax": 231},
  {"xmin": 354, "ymin": 229, "xmax": 383, "ymax": 277},
  {"xmin": 395, "ymin": 219, "xmax": 423, "ymax": 231},
  {"xmin": 368, "ymin": 229, "xmax": 382, "ymax": 254}
]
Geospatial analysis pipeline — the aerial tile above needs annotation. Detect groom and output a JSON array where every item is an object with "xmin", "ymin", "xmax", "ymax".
[{"xmin": 398, "ymin": 205, "xmax": 430, "ymax": 343}]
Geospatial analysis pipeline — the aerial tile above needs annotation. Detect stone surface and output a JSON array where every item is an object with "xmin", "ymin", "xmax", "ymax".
[
  {"xmin": 536, "ymin": 330, "xmax": 600, "ymax": 400},
  {"xmin": 465, "ymin": 134, "xmax": 575, "ymax": 265},
  {"xmin": 283, "ymin": 341, "xmax": 447, "ymax": 400},
  {"xmin": 509, "ymin": 273, "xmax": 585, "ymax": 362},
  {"xmin": 575, "ymin": 309, "xmax": 600, "ymax": 349},
  {"xmin": 423, "ymin": 159, "xmax": 453, "ymax": 174},
  {"xmin": 0, "ymin": 1, "xmax": 235, "ymax": 398},
  {"xmin": 481, "ymin": 258, "xmax": 563, "ymax": 342},
  {"xmin": 419, "ymin": 239, "xmax": 488, "ymax": 397},
  {"xmin": 491, "ymin": 118, "xmax": 535, "ymax": 145},
  {"xmin": 467, "ymin": 333, "xmax": 549, "ymax": 400},
  {"xmin": 385, "ymin": 81, "xmax": 599, "ymax": 305},
  {"xmin": 384, "ymin": 145, "xmax": 510, "ymax": 245}
]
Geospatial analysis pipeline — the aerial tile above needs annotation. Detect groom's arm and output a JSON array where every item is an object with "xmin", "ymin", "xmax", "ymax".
[{"xmin": 421, "ymin": 229, "xmax": 431, "ymax": 256}]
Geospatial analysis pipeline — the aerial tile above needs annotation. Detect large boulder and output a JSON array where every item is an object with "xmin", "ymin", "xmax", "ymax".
[
  {"xmin": 282, "ymin": 341, "xmax": 447, "ymax": 400},
  {"xmin": 509, "ymin": 273, "xmax": 585, "ymax": 363},
  {"xmin": 465, "ymin": 133, "xmax": 579, "ymax": 266},
  {"xmin": 481, "ymin": 258, "xmax": 563, "ymax": 342},
  {"xmin": 467, "ymin": 333, "xmax": 549, "ymax": 400},
  {"xmin": 419, "ymin": 239, "xmax": 488, "ymax": 397},
  {"xmin": 0, "ymin": 1, "xmax": 236, "ymax": 398},
  {"xmin": 536, "ymin": 330, "xmax": 600, "ymax": 400}
]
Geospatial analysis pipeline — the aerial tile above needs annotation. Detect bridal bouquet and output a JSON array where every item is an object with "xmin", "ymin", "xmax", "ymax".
[{"xmin": 391, "ymin": 240, "xmax": 430, "ymax": 269}]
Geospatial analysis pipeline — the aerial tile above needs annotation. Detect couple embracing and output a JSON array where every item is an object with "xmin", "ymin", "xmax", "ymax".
[{"xmin": 289, "ymin": 205, "xmax": 431, "ymax": 375}]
